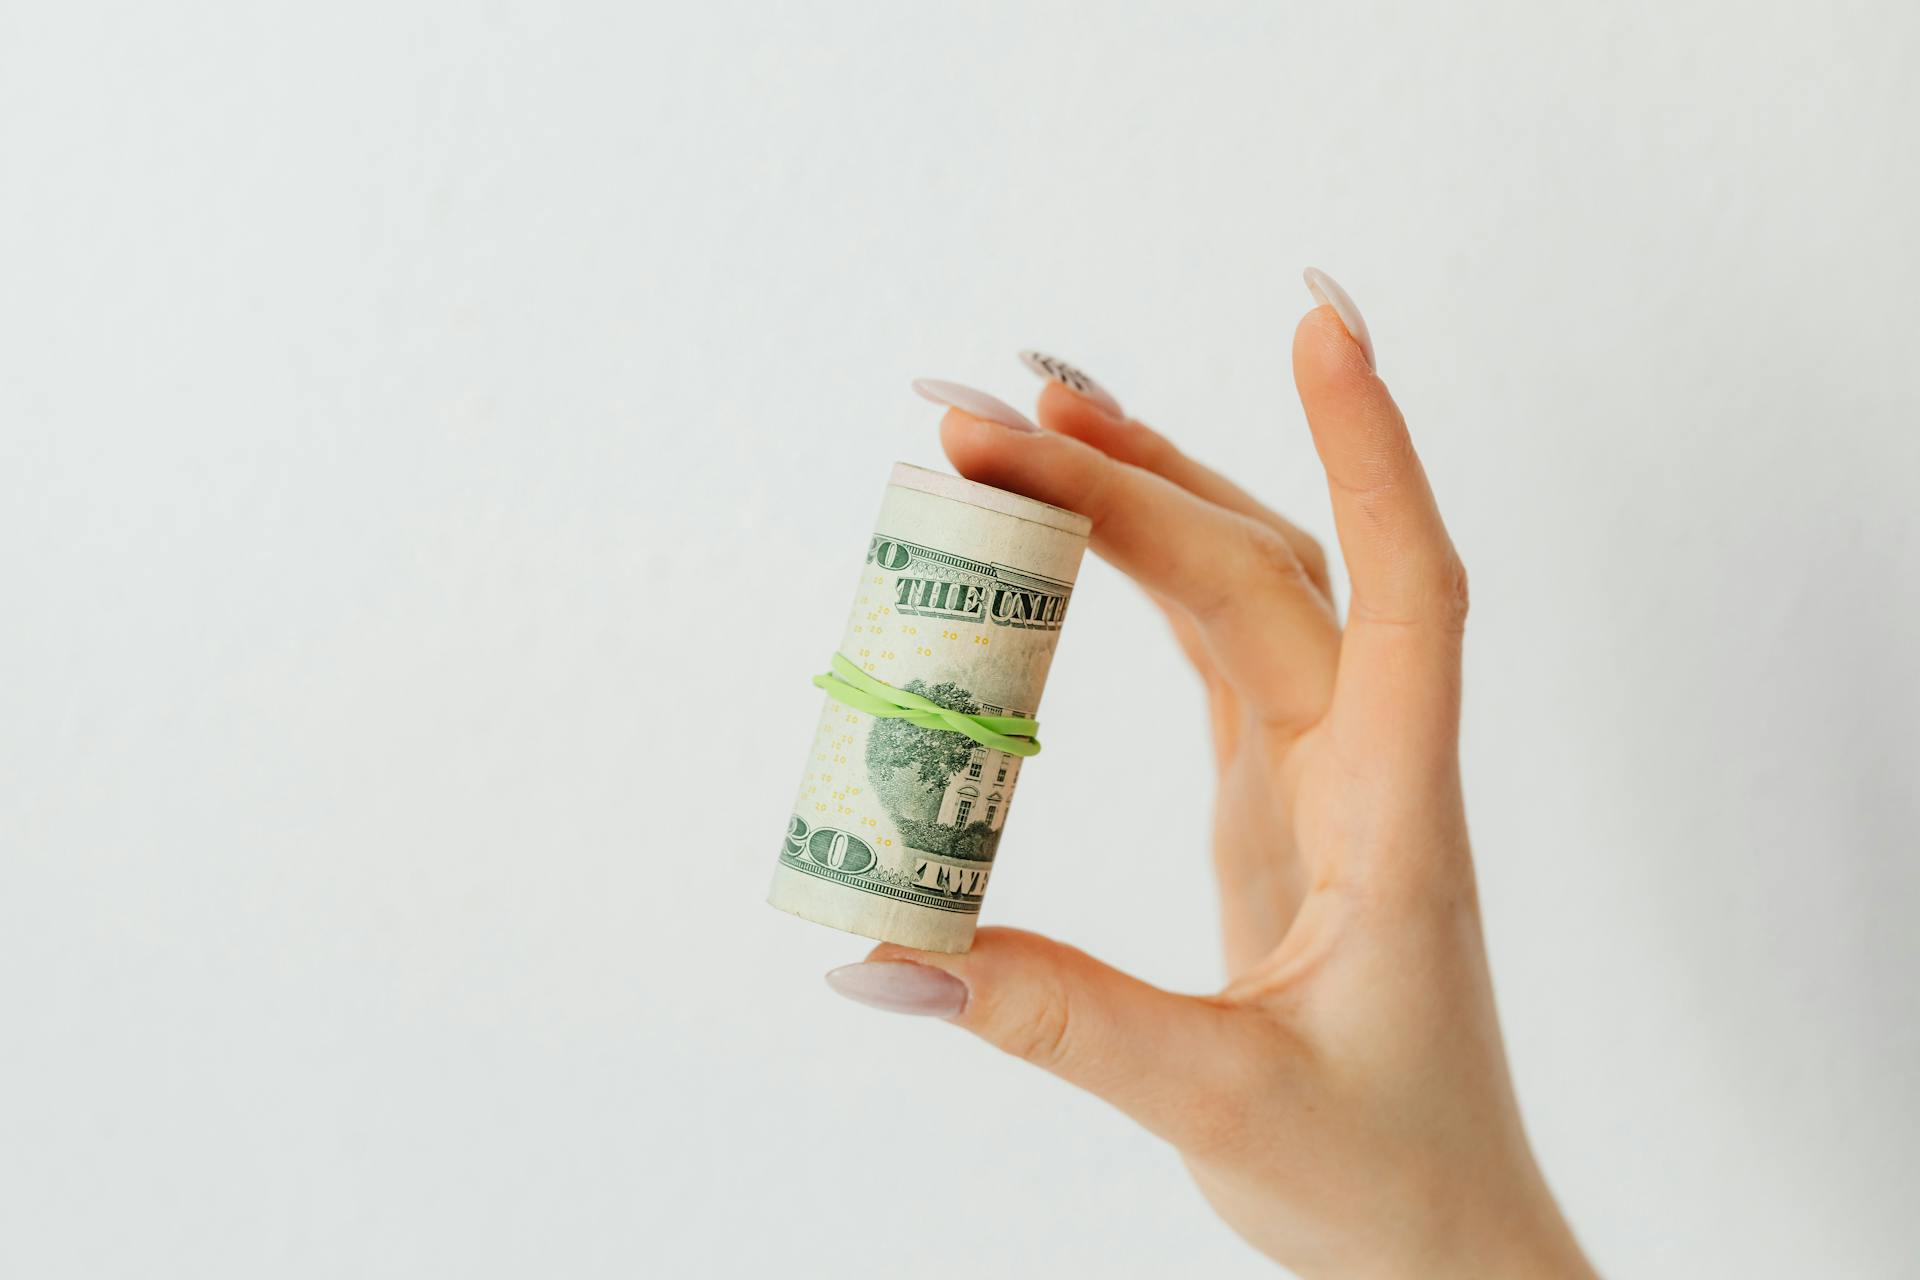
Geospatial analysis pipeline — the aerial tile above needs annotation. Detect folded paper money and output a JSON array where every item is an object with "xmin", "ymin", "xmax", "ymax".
[{"xmin": 769, "ymin": 463, "xmax": 1092, "ymax": 953}]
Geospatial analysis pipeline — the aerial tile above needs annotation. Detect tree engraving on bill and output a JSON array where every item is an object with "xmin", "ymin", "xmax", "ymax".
[
  {"xmin": 779, "ymin": 542, "xmax": 1056, "ymax": 908},
  {"xmin": 768, "ymin": 465, "xmax": 1090, "ymax": 953}
]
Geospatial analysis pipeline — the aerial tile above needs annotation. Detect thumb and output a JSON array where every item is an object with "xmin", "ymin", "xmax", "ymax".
[{"xmin": 829, "ymin": 927, "xmax": 1258, "ymax": 1150}]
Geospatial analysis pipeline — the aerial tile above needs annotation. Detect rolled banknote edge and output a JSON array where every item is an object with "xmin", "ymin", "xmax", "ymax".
[{"xmin": 888, "ymin": 462, "xmax": 1093, "ymax": 539}]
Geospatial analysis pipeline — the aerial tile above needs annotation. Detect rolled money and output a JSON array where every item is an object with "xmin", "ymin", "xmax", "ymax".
[{"xmin": 769, "ymin": 463, "xmax": 1091, "ymax": 953}]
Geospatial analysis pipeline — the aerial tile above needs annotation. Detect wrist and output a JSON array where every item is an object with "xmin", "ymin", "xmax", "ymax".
[
  {"xmin": 1398, "ymin": 1179, "xmax": 1593, "ymax": 1280},
  {"xmin": 1324, "ymin": 1165, "xmax": 1594, "ymax": 1280}
]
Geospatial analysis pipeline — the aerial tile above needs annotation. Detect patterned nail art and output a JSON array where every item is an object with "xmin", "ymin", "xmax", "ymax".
[{"xmin": 1018, "ymin": 351, "xmax": 1124, "ymax": 418}]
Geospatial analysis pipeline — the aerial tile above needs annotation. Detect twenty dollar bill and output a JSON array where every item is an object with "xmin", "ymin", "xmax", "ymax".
[{"xmin": 768, "ymin": 463, "xmax": 1091, "ymax": 953}]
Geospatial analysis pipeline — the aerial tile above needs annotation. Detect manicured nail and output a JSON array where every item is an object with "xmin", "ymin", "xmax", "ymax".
[
  {"xmin": 824, "ymin": 960, "xmax": 968, "ymax": 1018},
  {"xmin": 1019, "ymin": 350, "xmax": 1123, "ymax": 417},
  {"xmin": 911, "ymin": 378, "xmax": 1038, "ymax": 432},
  {"xmin": 1302, "ymin": 267, "xmax": 1376, "ymax": 371}
]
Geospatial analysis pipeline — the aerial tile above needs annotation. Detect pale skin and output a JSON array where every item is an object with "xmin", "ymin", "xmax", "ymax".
[{"xmin": 832, "ymin": 281, "xmax": 1596, "ymax": 1277}]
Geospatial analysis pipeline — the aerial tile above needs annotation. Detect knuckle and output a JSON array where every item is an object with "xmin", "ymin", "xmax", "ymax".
[
  {"xmin": 1065, "ymin": 453, "xmax": 1119, "ymax": 534},
  {"xmin": 1328, "ymin": 433, "xmax": 1419, "ymax": 511},
  {"xmin": 1000, "ymin": 981, "xmax": 1076, "ymax": 1070},
  {"xmin": 1438, "ymin": 554, "xmax": 1470, "ymax": 630},
  {"xmin": 1132, "ymin": 425, "xmax": 1183, "ymax": 472},
  {"xmin": 1347, "ymin": 551, "xmax": 1468, "ymax": 635},
  {"xmin": 1190, "ymin": 522, "xmax": 1313, "ymax": 626},
  {"xmin": 1294, "ymin": 533, "xmax": 1330, "ymax": 584},
  {"xmin": 1245, "ymin": 526, "xmax": 1314, "ymax": 597},
  {"xmin": 1247, "ymin": 520, "xmax": 1308, "ymax": 580}
]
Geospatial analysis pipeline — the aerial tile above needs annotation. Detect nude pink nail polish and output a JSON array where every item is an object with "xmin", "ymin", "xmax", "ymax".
[
  {"xmin": 911, "ymin": 378, "xmax": 1039, "ymax": 432},
  {"xmin": 1303, "ymin": 267, "xmax": 1377, "ymax": 371},
  {"xmin": 824, "ymin": 960, "xmax": 969, "ymax": 1017}
]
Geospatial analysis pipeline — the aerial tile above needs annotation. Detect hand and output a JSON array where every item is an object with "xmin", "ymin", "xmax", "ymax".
[{"xmin": 825, "ymin": 271, "xmax": 1595, "ymax": 1278}]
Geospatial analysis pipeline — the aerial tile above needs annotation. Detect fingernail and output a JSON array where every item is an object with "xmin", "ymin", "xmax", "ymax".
[
  {"xmin": 1019, "ymin": 350, "xmax": 1124, "ymax": 418},
  {"xmin": 1302, "ymin": 267, "xmax": 1377, "ymax": 371},
  {"xmin": 824, "ymin": 960, "xmax": 969, "ymax": 1018},
  {"xmin": 911, "ymin": 378, "xmax": 1038, "ymax": 432}
]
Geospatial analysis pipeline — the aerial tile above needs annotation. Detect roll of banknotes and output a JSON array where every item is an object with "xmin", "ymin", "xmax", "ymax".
[{"xmin": 769, "ymin": 463, "xmax": 1092, "ymax": 953}]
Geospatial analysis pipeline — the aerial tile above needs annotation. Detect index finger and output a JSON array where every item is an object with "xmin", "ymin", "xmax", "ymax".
[
  {"xmin": 1293, "ymin": 273, "xmax": 1468, "ymax": 749},
  {"xmin": 932, "ymin": 402, "xmax": 1340, "ymax": 730}
]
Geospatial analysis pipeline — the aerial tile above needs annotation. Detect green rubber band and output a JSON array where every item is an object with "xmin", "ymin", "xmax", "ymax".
[{"xmin": 812, "ymin": 653, "xmax": 1042, "ymax": 757}]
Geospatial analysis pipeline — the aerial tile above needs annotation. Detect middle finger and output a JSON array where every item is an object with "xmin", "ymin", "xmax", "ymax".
[
  {"xmin": 1022, "ymin": 370, "xmax": 1333, "ymax": 600},
  {"xmin": 937, "ymin": 405, "xmax": 1339, "ymax": 732}
]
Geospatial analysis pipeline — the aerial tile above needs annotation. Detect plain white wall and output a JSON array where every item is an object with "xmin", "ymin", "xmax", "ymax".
[{"xmin": 3, "ymin": 2, "xmax": 1916, "ymax": 1276}]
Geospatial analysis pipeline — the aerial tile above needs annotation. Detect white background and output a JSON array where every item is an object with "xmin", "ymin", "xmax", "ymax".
[{"xmin": 3, "ymin": 3, "xmax": 1916, "ymax": 1276}]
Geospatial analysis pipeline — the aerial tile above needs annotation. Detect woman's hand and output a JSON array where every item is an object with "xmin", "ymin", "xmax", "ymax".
[{"xmin": 825, "ymin": 270, "xmax": 1595, "ymax": 1278}]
